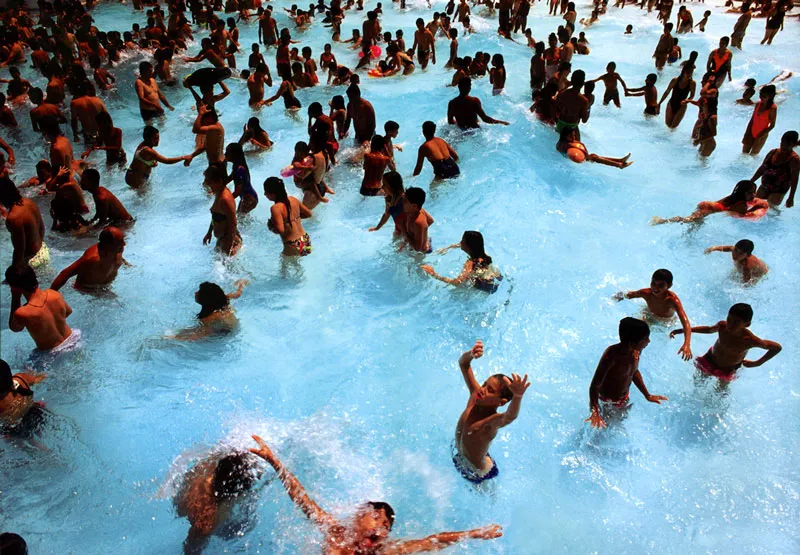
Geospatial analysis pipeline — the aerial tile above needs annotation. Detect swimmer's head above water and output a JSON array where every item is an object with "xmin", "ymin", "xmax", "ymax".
[
  {"xmin": 727, "ymin": 303, "xmax": 753, "ymax": 330},
  {"xmin": 619, "ymin": 317, "xmax": 651, "ymax": 350},
  {"xmin": 649, "ymin": 268, "xmax": 673, "ymax": 296},
  {"xmin": 213, "ymin": 452, "xmax": 261, "ymax": 499}
]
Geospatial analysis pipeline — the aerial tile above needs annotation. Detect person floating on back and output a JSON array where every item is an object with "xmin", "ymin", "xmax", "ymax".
[
  {"xmin": 453, "ymin": 340, "xmax": 530, "ymax": 483},
  {"xmin": 704, "ymin": 239, "xmax": 768, "ymax": 284},
  {"xmin": 586, "ymin": 317, "xmax": 668, "ymax": 429},
  {"xmin": 613, "ymin": 268, "xmax": 693, "ymax": 360},
  {"xmin": 670, "ymin": 303, "xmax": 781, "ymax": 383}
]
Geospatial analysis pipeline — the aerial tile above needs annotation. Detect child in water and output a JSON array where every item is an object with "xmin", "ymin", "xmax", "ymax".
[
  {"xmin": 704, "ymin": 239, "xmax": 768, "ymax": 283},
  {"xmin": 587, "ymin": 317, "xmax": 667, "ymax": 429},
  {"xmin": 454, "ymin": 341, "xmax": 530, "ymax": 482},
  {"xmin": 613, "ymin": 268, "xmax": 693, "ymax": 360},
  {"xmin": 421, "ymin": 231, "xmax": 503, "ymax": 293},
  {"xmin": 670, "ymin": 303, "xmax": 781, "ymax": 383},
  {"xmin": 736, "ymin": 78, "xmax": 757, "ymax": 105}
]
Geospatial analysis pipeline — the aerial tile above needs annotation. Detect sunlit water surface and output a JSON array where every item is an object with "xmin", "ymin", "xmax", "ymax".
[{"xmin": 1, "ymin": 1, "xmax": 799, "ymax": 553}]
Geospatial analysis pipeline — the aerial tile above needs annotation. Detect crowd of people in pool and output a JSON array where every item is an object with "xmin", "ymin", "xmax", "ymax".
[{"xmin": 0, "ymin": 0, "xmax": 796, "ymax": 552}]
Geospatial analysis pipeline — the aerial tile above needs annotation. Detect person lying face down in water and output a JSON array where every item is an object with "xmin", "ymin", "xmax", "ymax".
[
  {"xmin": 174, "ymin": 450, "xmax": 262, "ymax": 555},
  {"xmin": 166, "ymin": 280, "xmax": 247, "ymax": 341},
  {"xmin": 247, "ymin": 435, "xmax": 503, "ymax": 553},
  {"xmin": 452, "ymin": 341, "xmax": 530, "ymax": 484},
  {"xmin": 421, "ymin": 231, "xmax": 503, "ymax": 293},
  {"xmin": 586, "ymin": 318, "xmax": 668, "ymax": 429},
  {"xmin": 670, "ymin": 303, "xmax": 781, "ymax": 384},
  {"xmin": 0, "ymin": 359, "xmax": 46, "ymax": 433},
  {"xmin": 613, "ymin": 268, "xmax": 693, "ymax": 360},
  {"xmin": 556, "ymin": 127, "xmax": 632, "ymax": 169},
  {"xmin": 651, "ymin": 180, "xmax": 769, "ymax": 226},
  {"xmin": 704, "ymin": 239, "xmax": 768, "ymax": 284}
]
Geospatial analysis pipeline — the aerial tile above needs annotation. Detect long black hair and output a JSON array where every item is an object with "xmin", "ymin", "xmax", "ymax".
[
  {"xmin": 263, "ymin": 177, "xmax": 292, "ymax": 219},
  {"xmin": 197, "ymin": 282, "xmax": 229, "ymax": 319},
  {"xmin": 462, "ymin": 231, "xmax": 492, "ymax": 265},
  {"xmin": 721, "ymin": 180, "xmax": 756, "ymax": 207}
]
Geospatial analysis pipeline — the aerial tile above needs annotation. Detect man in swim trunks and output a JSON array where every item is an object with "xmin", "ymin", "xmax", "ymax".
[
  {"xmin": 706, "ymin": 36, "xmax": 733, "ymax": 87},
  {"xmin": 447, "ymin": 77, "xmax": 509, "ymax": 129},
  {"xmin": 588, "ymin": 62, "xmax": 627, "ymax": 108},
  {"xmin": 79, "ymin": 169, "xmax": 134, "ymax": 226},
  {"xmin": 69, "ymin": 83, "xmax": 107, "ymax": 145},
  {"xmin": 411, "ymin": 18, "xmax": 436, "ymax": 69},
  {"xmin": 554, "ymin": 70, "xmax": 589, "ymax": 133},
  {"xmin": 413, "ymin": 121, "xmax": 460, "ymax": 179},
  {"xmin": 51, "ymin": 226, "xmax": 128, "ymax": 292},
  {"xmin": 652, "ymin": 23, "xmax": 674, "ymax": 70},
  {"xmin": 704, "ymin": 239, "xmax": 768, "ymax": 283},
  {"xmin": 671, "ymin": 303, "xmax": 781, "ymax": 383},
  {"xmin": 613, "ymin": 268, "xmax": 693, "ymax": 360},
  {"xmin": 248, "ymin": 435, "xmax": 503, "ymax": 553},
  {"xmin": 454, "ymin": 341, "xmax": 529, "ymax": 483},
  {"xmin": 5, "ymin": 263, "xmax": 77, "ymax": 352},
  {"xmin": 751, "ymin": 130, "xmax": 799, "ymax": 208},
  {"xmin": 344, "ymin": 84, "xmax": 376, "ymax": 145},
  {"xmin": 189, "ymin": 104, "xmax": 226, "ymax": 171},
  {"xmin": 625, "ymin": 73, "xmax": 660, "ymax": 116},
  {"xmin": 135, "ymin": 61, "xmax": 174, "ymax": 122},
  {"xmin": 0, "ymin": 177, "xmax": 48, "ymax": 267},
  {"xmin": 586, "ymin": 318, "xmax": 667, "ymax": 429}
]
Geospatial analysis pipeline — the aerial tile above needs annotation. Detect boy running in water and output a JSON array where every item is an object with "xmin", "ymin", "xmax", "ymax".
[
  {"xmin": 613, "ymin": 268, "xmax": 693, "ymax": 360},
  {"xmin": 587, "ymin": 318, "xmax": 668, "ymax": 429},
  {"xmin": 454, "ymin": 341, "xmax": 530, "ymax": 483},
  {"xmin": 671, "ymin": 303, "xmax": 781, "ymax": 382}
]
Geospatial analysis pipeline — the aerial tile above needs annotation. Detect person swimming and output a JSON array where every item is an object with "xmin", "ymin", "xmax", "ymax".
[
  {"xmin": 651, "ymin": 180, "xmax": 769, "ymax": 225},
  {"xmin": 421, "ymin": 231, "xmax": 503, "ymax": 293},
  {"xmin": 166, "ymin": 280, "xmax": 246, "ymax": 341}
]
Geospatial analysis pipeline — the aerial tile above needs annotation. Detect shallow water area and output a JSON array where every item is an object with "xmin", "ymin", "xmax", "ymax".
[{"xmin": 1, "ymin": 0, "xmax": 799, "ymax": 553}]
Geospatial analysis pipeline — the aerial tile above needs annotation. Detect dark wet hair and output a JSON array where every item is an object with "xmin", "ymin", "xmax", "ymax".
[
  {"xmin": 204, "ymin": 164, "xmax": 227, "ymax": 184},
  {"xmin": 462, "ymin": 231, "xmax": 491, "ymax": 264},
  {"xmin": 728, "ymin": 303, "xmax": 753, "ymax": 324},
  {"xmin": 0, "ymin": 532, "xmax": 28, "ymax": 555},
  {"xmin": 143, "ymin": 125, "xmax": 159, "ymax": 142},
  {"xmin": 96, "ymin": 110, "xmax": 113, "ymax": 129},
  {"xmin": 422, "ymin": 120, "xmax": 436, "ymax": 139},
  {"xmin": 384, "ymin": 120, "xmax": 399, "ymax": 133},
  {"xmin": 0, "ymin": 177, "xmax": 22, "ymax": 208},
  {"xmin": 722, "ymin": 180, "xmax": 756, "ymax": 206},
  {"xmin": 247, "ymin": 117, "xmax": 265, "ymax": 135},
  {"xmin": 405, "ymin": 187, "xmax": 425, "ymax": 208},
  {"xmin": 81, "ymin": 168, "xmax": 100, "ymax": 189},
  {"xmin": 781, "ymin": 130, "xmax": 799, "ymax": 148},
  {"xmin": 214, "ymin": 452, "xmax": 258, "ymax": 499},
  {"xmin": 619, "ymin": 317, "xmax": 650, "ymax": 344},
  {"xmin": 652, "ymin": 268, "xmax": 673, "ymax": 286},
  {"xmin": 370, "ymin": 134, "xmax": 386, "ymax": 152},
  {"xmin": 735, "ymin": 239, "xmax": 754, "ymax": 255},
  {"xmin": 308, "ymin": 101, "xmax": 323, "ymax": 116},
  {"xmin": 226, "ymin": 142, "xmax": 247, "ymax": 170},
  {"xmin": 197, "ymin": 282, "xmax": 229, "ymax": 318},
  {"xmin": 264, "ymin": 176, "xmax": 292, "ymax": 219},
  {"xmin": 331, "ymin": 95, "xmax": 345, "ymax": 110},
  {"xmin": 744, "ymin": 78, "xmax": 757, "ymax": 88},
  {"xmin": 759, "ymin": 84, "xmax": 776, "ymax": 109},
  {"xmin": 364, "ymin": 501, "xmax": 396, "ymax": 529},
  {"xmin": 382, "ymin": 171, "xmax": 404, "ymax": 197},
  {"xmin": 346, "ymin": 83, "xmax": 361, "ymax": 100},
  {"xmin": 5, "ymin": 264, "xmax": 38, "ymax": 293},
  {"xmin": 570, "ymin": 69, "xmax": 585, "ymax": 88},
  {"xmin": 457, "ymin": 76, "xmax": 471, "ymax": 94}
]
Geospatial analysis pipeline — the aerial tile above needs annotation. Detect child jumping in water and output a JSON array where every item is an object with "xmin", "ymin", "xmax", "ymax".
[
  {"xmin": 454, "ymin": 341, "xmax": 530, "ymax": 483},
  {"xmin": 613, "ymin": 268, "xmax": 693, "ymax": 360},
  {"xmin": 586, "ymin": 317, "xmax": 668, "ymax": 429},
  {"xmin": 670, "ymin": 303, "xmax": 781, "ymax": 383}
]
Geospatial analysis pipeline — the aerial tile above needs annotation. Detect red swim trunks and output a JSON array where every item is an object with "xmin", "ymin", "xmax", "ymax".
[
  {"xmin": 599, "ymin": 393, "xmax": 630, "ymax": 409},
  {"xmin": 695, "ymin": 350, "xmax": 738, "ymax": 382}
]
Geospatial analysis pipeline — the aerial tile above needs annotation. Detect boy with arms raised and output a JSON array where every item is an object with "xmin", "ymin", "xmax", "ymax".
[
  {"xmin": 587, "ymin": 318, "xmax": 668, "ymax": 429},
  {"xmin": 671, "ymin": 303, "xmax": 781, "ymax": 382},
  {"xmin": 613, "ymin": 268, "xmax": 692, "ymax": 360},
  {"xmin": 454, "ymin": 340, "xmax": 530, "ymax": 483}
]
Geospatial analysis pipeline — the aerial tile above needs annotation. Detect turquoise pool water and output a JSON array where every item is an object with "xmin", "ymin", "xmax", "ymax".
[{"xmin": 1, "ymin": 1, "xmax": 799, "ymax": 553}]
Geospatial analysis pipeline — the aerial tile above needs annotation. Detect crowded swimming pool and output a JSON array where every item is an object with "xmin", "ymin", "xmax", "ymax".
[{"xmin": 0, "ymin": 0, "xmax": 798, "ymax": 553}]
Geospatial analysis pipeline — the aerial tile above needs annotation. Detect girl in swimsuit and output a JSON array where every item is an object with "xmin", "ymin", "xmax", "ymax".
[
  {"xmin": 752, "ymin": 130, "xmax": 800, "ymax": 207},
  {"xmin": 489, "ymin": 54, "xmax": 506, "ymax": 95},
  {"xmin": 125, "ymin": 126, "xmax": 191, "ymax": 188},
  {"xmin": 556, "ymin": 128, "xmax": 633, "ymax": 169},
  {"xmin": 369, "ymin": 170, "xmax": 406, "ymax": 234},
  {"xmin": 224, "ymin": 143, "xmax": 258, "ymax": 214},
  {"xmin": 421, "ymin": 231, "xmax": 503, "ymax": 293},
  {"xmin": 263, "ymin": 176, "xmax": 313, "ymax": 256},
  {"xmin": 687, "ymin": 95, "xmax": 718, "ymax": 157},
  {"xmin": 260, "ymin": 65, "xmax": 301, "ymax": 110},
  {"xmin": 742, "ymin": 85, "xmax": 777, "ymax": 156},
  {"xmin": 652, "ymin": 180, "xmax": 769, "ymax": 225},
  {"xmin": 761, "ymin": 5, "xmax": 785, "ymax": 45},
  {"xmin": 658, "ymin": 64, "xmax": 695, "ymax": 129},
  {"xmin": 167, "ymin": 281, "xmax": 246, "ymax": 340},
  {"xmin": 238, "ymin": 117, "xmax": 273, "ymax": 151},
  {"xmin": 203, "ymin": 165, "xmax": 242, "ymax": 256}
]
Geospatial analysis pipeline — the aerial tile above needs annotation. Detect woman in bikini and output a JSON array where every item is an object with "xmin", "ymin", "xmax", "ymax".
[
  {"xmin": 263, "ymin": 176, "xmax": 314, "ymax": 256},
  {"xmin": 125, "ymin": 126, "xmax": 191, "ymax": 188},
  {"xmin": 742, "ymin": 85, "xmax": 777, "ymax": 156},
  {"xmin": 0, "ymin": 359, "xmax": 46, "ymax": 435},
  {"xmin": 166, "ymin": 280, "xmax": 246, "ymax": 340},
  {"xmin": 556, "ymin": 128, "xmax": 633, "ymax": 169},
  {"xmin": 260, "ymin": 65, "xmax": 301, "ymax": 110},
  {"xmin": 224, "ymin": 143, "xmax": 258, "ymax": 214},
  {"xmin": 203, "ymin": 165, "xmax": 242, "ymax": 256},
  {"xmin": 658, "ymin": 64, "xmax": 695, "ymax": 129},
  {"xmin": 652, "ymin": 180, "xmax": 769, "ymax": 225},
  {"xmin": 752, "ymin": 130, "xmax": 799, "ymax": 207},
  {"xmin": 421, "ymin": 231, "xmax": 503, "ymax": 293}
]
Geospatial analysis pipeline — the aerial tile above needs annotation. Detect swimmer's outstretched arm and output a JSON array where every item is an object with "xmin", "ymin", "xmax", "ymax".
[
  {"xmin": 670, "ymin": 322, "xmax": 720, "ymax": 337},
  {"xmin": 50, "ymin": 257, "xmax": 83, "ymax": 291},
  {"xmin": 457, "ymin": 340, "xmax": 483, "ymax": 393},
  {"xmin": 226, "ymin": 279, "xmax": 248, "ymax": 300},
  {"xmin": 249, "ymin": 435, "xmax": 336, "ymax": 529},
  {"xmin": 631, "ymin": 371, "xmax": 668, "ymax": 404},
  {"xmin": 383, "ymin": 524, "xmax": 503, "ymax": 554},
  {"xmin": 704, "ymin": 245, "xmax": 734, "ymax": 254},
  {"xmin": 421, "ymin": 259, "xmax": 473, "ymax": 285}
]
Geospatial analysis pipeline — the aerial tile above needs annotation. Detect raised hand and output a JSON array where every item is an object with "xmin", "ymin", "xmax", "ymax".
[
  {"xmin": 249, "ymin": 434, "xmax": 275, "ymax": 462},
  {"xmin": 471, "ymin": 340, "xmax": 484, "ymax": 360},
  {"xmin": 508, "ymin": 373, "xmax": 530, "ymax": 397},
  {"xmin": 612, "ymin": 291, "xmax": 625, "ymax": 301}
]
